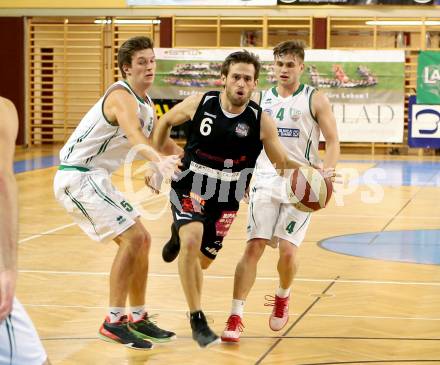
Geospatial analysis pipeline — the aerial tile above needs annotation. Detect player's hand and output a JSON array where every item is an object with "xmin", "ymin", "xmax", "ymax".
[
  {"xmin": 0, "ymin": 270, "xmax": 16, "ymax": 321},
  {"xmin": 145, "ymin": 155, "xmax": 181, "ymax": 194},
  {"xmin": 317, "ymin": 167, "xmax": 343, "ymax": 185}
]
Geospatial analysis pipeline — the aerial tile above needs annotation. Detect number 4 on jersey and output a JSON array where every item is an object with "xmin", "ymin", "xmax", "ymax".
[{"xmin": 285, "ymin": 221, "xmax": 296, "ymax": 234}]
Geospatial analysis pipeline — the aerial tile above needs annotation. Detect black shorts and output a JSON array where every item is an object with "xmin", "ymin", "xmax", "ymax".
[{"xmin": 170, "ymin": 186, "xmax": 239, "ymax": 260}]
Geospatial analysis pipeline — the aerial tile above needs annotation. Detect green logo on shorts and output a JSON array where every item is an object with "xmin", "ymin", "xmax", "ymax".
[
  {"xmin": 286, "ymin": 221, "xmax": 296, "ymax": 234},
  {"xmin": 117, "ymin": 216, "xmax": 126, "ymax": 224}
]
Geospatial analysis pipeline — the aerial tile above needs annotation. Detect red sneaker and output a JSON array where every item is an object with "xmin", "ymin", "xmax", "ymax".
[
  {"xmin": 221, "ymin": 314, "xmax": 244, "ymax": 343},
  {"xmin": 265, "ymin": 295, "xmax": 289, "ymax": 331}
]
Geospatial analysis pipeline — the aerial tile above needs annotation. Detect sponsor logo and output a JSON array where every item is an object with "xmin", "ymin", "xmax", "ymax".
[
  {"xmin": 423, "ymin": 66, "xmax": 440, "ymax": 85},
  {"xmin": 116, "ymin": 216, "xmax": 126, "ymax": 224},
  {"xmin": 190, "ymin": 192, "xmax": 206, "ymax": 207},
  {"xmin": 411, "ymin": 104, "xmax": 440, "ymax": 139},
  {"xmin": 215, "ymin": 211, "xmax": 237, "ymax": 237},
  {"xmin": 164, "ymin": 49, "xmax": 202, "ymax": 56},
  {"xmin": 235, "ymin": 122, "xmax": 250, "ymax": 137},
  {"xmin": 204, "ymin": 111, "xmax": 217, "ymax": 118},
  {"xmin": 205, "ymin": 246, "xmax": 219, "ymax": 256},
  {"xmin": 189, "ymin": 161, "xmax": 241, "ymax": 181},
  {"xmin": 290, "ymin": 108, "xmax": 302, "ymax": 121},
  {"xmin": 174, "ymin": 211, "xmax": 193, "ymax": 220},
  {"xmin": 277, "ymin": 128, "xmax": 300, "ymax": 138},
  {"xmin": 264, "ymin": 108, "xmax": 273, "ymax": 117}
]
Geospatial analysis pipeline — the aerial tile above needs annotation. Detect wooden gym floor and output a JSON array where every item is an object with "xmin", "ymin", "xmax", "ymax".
[{"xmin": 14, "ymin": 146, "xmax": 440, "ymax": 365}]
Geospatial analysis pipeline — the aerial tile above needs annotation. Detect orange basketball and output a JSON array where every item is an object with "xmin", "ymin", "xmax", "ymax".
[{"xmin": 286, "ymin": 166, "xmax": 333, "ymax": 213}]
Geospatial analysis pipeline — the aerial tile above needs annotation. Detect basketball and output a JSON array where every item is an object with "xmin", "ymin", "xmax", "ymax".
[{"xmin": 286, "ymin": 166, "xmax": 333, "ymax": 213}]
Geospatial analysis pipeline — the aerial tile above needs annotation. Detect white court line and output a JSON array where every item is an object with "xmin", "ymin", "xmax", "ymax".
[
  {"xmin": 22, "ymin": 303, "xmax": 440, "ymax": 321},
  {"xmin": 18, "ymin": 269, "xmax": 440, "ymax": 287},
  {"xmin": 18, "ymin": 223, "xmax": 76, "ymax": 244}
]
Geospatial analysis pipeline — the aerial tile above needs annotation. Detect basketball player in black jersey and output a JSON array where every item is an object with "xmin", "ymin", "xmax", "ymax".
[{"xmin": 153, "ymin": 51, "xmax": 303, "ymax": 348}]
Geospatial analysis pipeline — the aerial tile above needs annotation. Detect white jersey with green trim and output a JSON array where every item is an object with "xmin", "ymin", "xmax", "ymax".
[
  {"xmin": 255, "ymin": 84, "xmax": 321, "ymax": 178},
  {"xmin": 59, "ymin": 80, "xmax": 154, "ymax": 173}
]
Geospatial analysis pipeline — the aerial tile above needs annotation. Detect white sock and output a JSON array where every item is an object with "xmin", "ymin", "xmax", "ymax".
[
  {"xmin": 231, "ymin": 299, "xmax": 245, "ymax": 318},
  {"xmin": 276, "ymin": 287, "xmax": 291, "ymax": 298},
  {"xmin": 130, "ymin": 306, "xmax": 146, "ymax": 321},
  {"xmin": 108, "ymin": 307, "xmax": 125, "ymax": 323}
]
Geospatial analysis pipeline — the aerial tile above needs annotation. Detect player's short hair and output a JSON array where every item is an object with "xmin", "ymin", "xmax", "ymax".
[
  {"xmin": 273, "ymin": 40, "xmax": 305, "ymax": 63},
  {"xmin": 118, "ymin": 36, "xmax": 154, "ymax": 78},
  {"xmin": 221, "ymin": 50, "xmax": 261, "ymax": 80}
]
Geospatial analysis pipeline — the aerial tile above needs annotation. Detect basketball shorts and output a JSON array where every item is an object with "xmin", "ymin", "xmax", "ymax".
[
  {"xmin": 170, "ymin": 186, "xmax": 239, "ymax": 260},
  {"xmin": 247, "ymin": 175, "xmax": 311, "ymax": 248},
  {"xmin": 54, "ymin": 168, "xmax": 140, "ymax": 242},
  {"xmin": 0, "ymin": 298, "xmax": 47, "ymax": 365}
]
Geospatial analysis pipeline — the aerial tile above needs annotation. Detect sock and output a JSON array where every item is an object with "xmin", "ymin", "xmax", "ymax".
[
  {"xmin": 190, "ymin": 310, "xmax": 205, "ymax": 322},
  {"xmin": 130, "ymin": 306, "xmax": 146, "ymax": 321},
  {"xmin": 276, "ymin": 287, "xmax": 291, "ymax": 298},
  {"xmin": 108, "ymin": 307, "xmax": 125, "ymax": 323},
  {"xmin": 231, "ymin": 299, "xmax": 245, "ymax": 318}
]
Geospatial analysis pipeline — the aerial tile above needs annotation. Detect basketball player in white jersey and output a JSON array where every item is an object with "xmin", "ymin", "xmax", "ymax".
[
  {"xmin": 53, "ymin": 36, "xmax": 181, "ymax": 350},
  {"xmin": 222, "ymin": 40, "xmax": 340, "ymax": 342},
  {"xmin": 0, "ymin": 97, "xmax": 50, "ymax": 364}
]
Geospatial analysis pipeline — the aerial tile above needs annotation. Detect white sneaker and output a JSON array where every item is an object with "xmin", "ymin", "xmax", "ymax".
[
  {"xmin": 221, "ymin": 314, "xmax": 244, "ymax": 343},
  {"xmin": 265, "ymin": 295, "xmax": 289, "ymax": 331}
]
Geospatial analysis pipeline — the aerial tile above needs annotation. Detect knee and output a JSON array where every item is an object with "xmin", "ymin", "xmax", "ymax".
[
  {"xmin": 280, "ymin": 247, "xmax": 297, "ymax": 264},
  {"xmin": 129, "ymin": 228, "xmax": 151, "ymax": 252},
  {"xmin": 180, "ymin": 233, "xmax": 202, "ymax": 256},
  {"xmin": 244, "ymin": 239, "xmax": 266, "ymax": 263}
]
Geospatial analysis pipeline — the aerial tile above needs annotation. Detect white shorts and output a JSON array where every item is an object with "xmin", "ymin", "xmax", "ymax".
[
  {"xmin": 0, "ymin": 298, "xmax": 47, "ymax": 365},
  {"xmin": 54, "ymin": 168, "xmax": 140, "ymax": 242},
  {"xmin": 247, "ymin": 175, "xmax": 311, "ymax": 248}
]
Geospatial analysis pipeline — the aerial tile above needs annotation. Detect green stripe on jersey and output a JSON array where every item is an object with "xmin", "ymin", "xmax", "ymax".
[
  {"xmin": 85, "ymin": 127, "xmax": 119, "ymax": 165},
  {"xmin": 65, "ymin": 122, "xmax": 97, "ymax": 160},
  {"xmin": 59, "ymin": 165, "xmax": 90, "ymax": 172}
]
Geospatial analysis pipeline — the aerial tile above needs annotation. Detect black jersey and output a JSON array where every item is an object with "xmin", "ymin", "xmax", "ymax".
[{"xmin": 172, "ymin": 90, "xmax": 263, "ymax": 203}]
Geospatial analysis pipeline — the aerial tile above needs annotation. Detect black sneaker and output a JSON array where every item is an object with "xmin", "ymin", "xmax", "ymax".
[
  {"xmin": 190, "ymin": 311, "xmax": 220, "ymax": 348},
  {"xmin": 98, "ymin": 316, "xmax": 153, "ymax": 350},
  {"xmin": 162, "ymin": 223, "xmax": 180, "ymax": 263},
  {"xmin": 128, "ymin": 313, "xmax": 176, "ymax": 343}
]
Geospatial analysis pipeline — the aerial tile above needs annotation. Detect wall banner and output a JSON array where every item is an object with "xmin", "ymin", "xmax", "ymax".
[
  {"xmin": 152, "ymin": 48, "xmax": 405, "ymax": 143},
  {"xmin": 417, "ymin": 51, "xmax": 440, "ymax": 104},
  {"xmin": 277, "ymin": 0, "xmax": 433, "ymax": 4},
  {"xmin": 408, "ymin": 95, "xmax": 440, "ymax": 148}
]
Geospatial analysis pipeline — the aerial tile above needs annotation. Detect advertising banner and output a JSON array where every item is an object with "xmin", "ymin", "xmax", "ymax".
[
  {"xmin": 417, "ymin": 51, "xmax": 440, "ymax": 104},
  {"xmin": 408, "ymin": 95, "xmax": 440, "ymax": 148},
  {"xmin": 277, "ymin": 0, "xmax": 433, "ymax": 4},
  {"xmin": 127, "ymin": 0, "xmax": 276, "ymax": 5},
  {"xmin": 152, "ymin": 48, "xmax": 405, "ymax": 143}
]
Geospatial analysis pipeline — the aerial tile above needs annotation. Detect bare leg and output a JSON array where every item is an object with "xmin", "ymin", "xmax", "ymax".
[
  {"xmin": 127, "ymin": 221, "xmax": 151, "ymax": 306},
  {"xmin": 177, "ymin": 222, "xmax": 204, "ymax": 311},
  {"xmin": 233, "ymin": 238, "xmax": 267, "ymax": 300},
  {"xmin": 111, "ymin": 221, "xmax": 149, "ymax": 307},
  {"xmin": 277, "ymin": 239, "xmax": 298, "ymax": 290}
]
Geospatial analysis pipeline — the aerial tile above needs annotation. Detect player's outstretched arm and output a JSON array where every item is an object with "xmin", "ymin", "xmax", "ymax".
[
  {"xmin": 105, "ymin": 89, "xmax": 162, "ymax": 162},
  {"xmin": 152, "ymin": 93, "xmax": 203, "ymax": 151},
  {"xmin": 260, "ymin": 111, "xmax": 302, "ymax": 175},
  {"xmin": 312, "ymin": 91, "xmax": 340, "ymax": 169},
  {"xmin": 0, "ymin": 97, "xmax": 19, "ymax": 321}
]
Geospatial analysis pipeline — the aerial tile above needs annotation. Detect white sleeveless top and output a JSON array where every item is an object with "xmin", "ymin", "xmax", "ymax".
[
  {"xmin": 255, "ymin": 84, "xmax": 321, "ymax": 178},
  {"xmin": 59, "ymin": 81, "xmax": 154, "ymax": 173}
]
